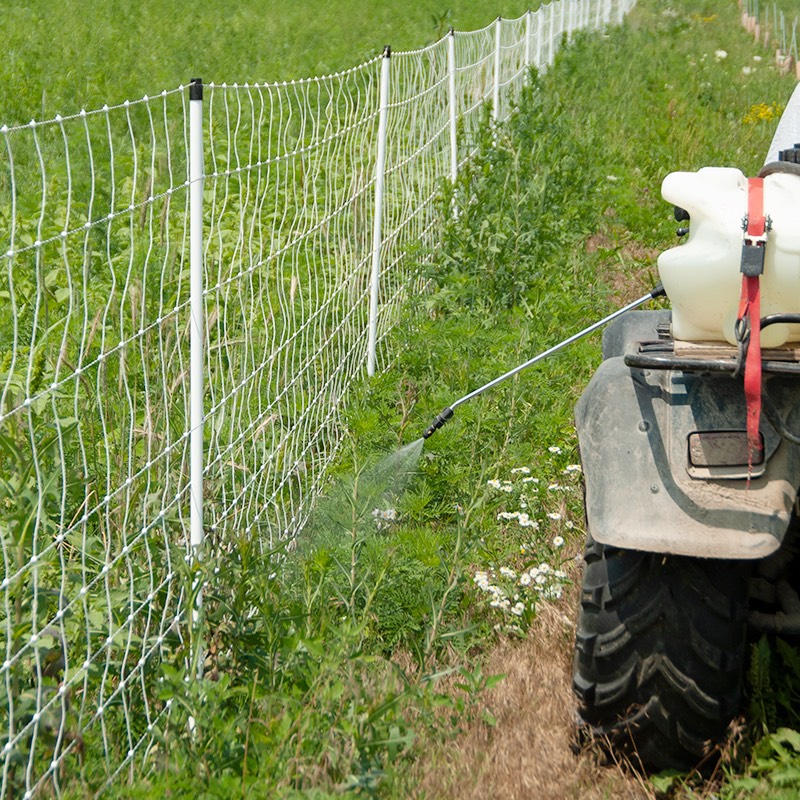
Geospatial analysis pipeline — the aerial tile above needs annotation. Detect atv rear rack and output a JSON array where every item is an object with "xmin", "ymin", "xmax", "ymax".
[{"xmin": 625, "ymin": 315, "xmax": 800, "ymax": 375}]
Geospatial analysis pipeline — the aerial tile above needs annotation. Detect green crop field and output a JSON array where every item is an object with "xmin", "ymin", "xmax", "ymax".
[{"xmin": 0, "ymin": 0, "xmax": 531, "ymax": 124}]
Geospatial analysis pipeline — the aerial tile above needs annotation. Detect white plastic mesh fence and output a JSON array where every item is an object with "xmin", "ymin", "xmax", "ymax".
[
  {"xmin": 0, "ymin": 1, "xmax": 634, "ymax": 795},
  {"xmin": 741, "ymin": 0, "xmax": 800, "ymax": 64},
  {"xmin": 0, "ymin": 90, "xmax": 193, "ymax": 795},
  {"xmin": 201, "ymin": 64, "xmax": 382, "ymax": 553}
]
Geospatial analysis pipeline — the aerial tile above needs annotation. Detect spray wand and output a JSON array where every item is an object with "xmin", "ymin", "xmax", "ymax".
[{"xmin": 423, "ymin": 284, "xmax": 666, "ymax": 439}]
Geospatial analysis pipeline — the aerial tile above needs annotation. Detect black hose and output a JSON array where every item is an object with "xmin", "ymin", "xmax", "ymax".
[
  {"xmin": 762, "ymin": 389, "xmax": 800, "ymax": 446},
  {"xmin": 761, "ymin": 313, "xmax": 800, "ymax": 329},
  {"xmin": 758, "ymin": 161, "xmax": 800, "ymax": 179}
]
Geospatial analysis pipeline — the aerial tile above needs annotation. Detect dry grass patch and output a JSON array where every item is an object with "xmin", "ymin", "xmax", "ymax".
[{"xmin": 408, "ymin": 573, "xmax": 655, "ymax": 800}]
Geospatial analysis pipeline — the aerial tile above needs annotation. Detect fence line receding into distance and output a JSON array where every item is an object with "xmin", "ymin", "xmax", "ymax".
[{"xmin": 0, "ymin": 1, "xmax": 634, "ymax": 795}]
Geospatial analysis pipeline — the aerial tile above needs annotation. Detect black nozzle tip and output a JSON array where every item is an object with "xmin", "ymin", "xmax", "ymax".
[
  {"xmin": 650, "ymin": 284, "xmax": 666, "ymax": 299},
  {"xmin": 423, "ymin": 406, "xmax": 454, "ymax": 439}
]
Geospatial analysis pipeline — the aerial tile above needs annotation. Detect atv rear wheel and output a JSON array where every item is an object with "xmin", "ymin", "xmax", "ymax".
[{"xmin": 573, "ymin": 536, "xmax": 751, "ymax": 771}]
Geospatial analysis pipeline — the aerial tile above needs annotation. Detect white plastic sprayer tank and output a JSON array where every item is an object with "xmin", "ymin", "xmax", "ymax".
[{"xmin": 657, "ymin": 166, "xmax": 800, "ymax": 348}]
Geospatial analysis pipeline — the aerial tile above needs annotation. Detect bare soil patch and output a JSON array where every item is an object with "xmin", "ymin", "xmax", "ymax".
[{"xmin": 410, "ymin": 561, "xmax": 655, "ymax": 799}]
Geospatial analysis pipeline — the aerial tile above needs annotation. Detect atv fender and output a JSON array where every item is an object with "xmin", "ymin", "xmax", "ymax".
[{"xmin": 575, "ymin": 315, "xmax": 800, "ymax": 559}]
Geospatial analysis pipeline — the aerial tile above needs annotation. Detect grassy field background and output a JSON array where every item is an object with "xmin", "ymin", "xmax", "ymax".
[
  {"xmin": 3, "ymin": 0, "xmax": 800, "ymax": 797},
  {"xmin": 0, "ymin": 0, "xmax": 531, "ymax": 124}
]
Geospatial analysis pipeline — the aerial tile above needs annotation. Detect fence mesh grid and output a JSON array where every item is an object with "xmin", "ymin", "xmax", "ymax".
[{"xmin": 0, "ymin": 1, "xmax": 634, "ymax": 794}]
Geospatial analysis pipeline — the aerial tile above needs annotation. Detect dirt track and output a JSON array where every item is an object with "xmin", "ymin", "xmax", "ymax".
[{"xmin": 410, "ymin": 556, "xmax": 655, "ymax": 800}]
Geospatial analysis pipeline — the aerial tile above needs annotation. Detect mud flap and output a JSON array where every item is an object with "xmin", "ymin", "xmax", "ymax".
[{"xmin": 575, "ymin": 356, "xmax": 800, "ymax": 559}]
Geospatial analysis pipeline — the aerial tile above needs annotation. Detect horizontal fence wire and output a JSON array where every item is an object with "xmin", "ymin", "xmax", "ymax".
[{"xmin": 0, "ymin": 0, "xmax": 635, "ymax": 795}]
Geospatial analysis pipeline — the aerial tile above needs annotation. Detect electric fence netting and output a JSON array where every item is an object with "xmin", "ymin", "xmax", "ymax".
[
  {"xmin": 0, "ymin": 0, "xmax": 635, "ymax": 795},
  {"xmin": 741, "ymin": 0, "xmax": 800, "ymax": 75}
]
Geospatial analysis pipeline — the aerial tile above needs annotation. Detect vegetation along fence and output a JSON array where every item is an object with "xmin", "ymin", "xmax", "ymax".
[
  {"xmin": 0, "ymin": 0, "xmax": 634, "ymax": 795},
  {"xmin": 740, "ymin": 0, "xmax": 800, "ymax": 77}
]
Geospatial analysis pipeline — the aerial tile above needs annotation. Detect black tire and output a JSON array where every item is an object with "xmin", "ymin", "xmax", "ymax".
[{"xmin": 573, "ymin": 536, "xmax": 751, "ymax": 771}]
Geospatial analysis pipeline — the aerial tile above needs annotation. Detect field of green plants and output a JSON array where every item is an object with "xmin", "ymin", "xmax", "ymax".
[
  {"xmin": 0, "ymin": 0, "xmax": 532, "ymax": 125},
  {"xmin": 3, "ymin": 0, "xmax": 800, "ymax": 798}
]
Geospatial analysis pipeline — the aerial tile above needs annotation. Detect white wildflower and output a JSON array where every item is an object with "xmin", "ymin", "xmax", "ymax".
[
  {"xmin": 742, "ymin": 66, "xmax": 752, "ymax": 75},
  {"xmin": 543, "ymin": 586, "xmax": 563, "ymax": 601},
  {"xmin": 555, "ymin": 570, "xmax": 567, "ymax": 579},
  {"xmin": 753, "ymin": 55, "xmax": 762, "ymax": 61},
  {"xmin": 522, "ymin": 476, "xmax": 540, "ymax": 484},
  {"xmin": 519, "ymin": 573, "xmax": 532, "ymax": 587},
  {"xmin": 606, "ymin": 175, "xmax": 618, "ymax": 182},
  {"xmin": 565, "ymin": 520, "xmax": 575, "ymax": 530},
  {"xmin": 539, "ymin": 563, "xmax": 552, "ymax": 574},
  {"xmin": 548, "ymin": 446, "xmax": 562, "ymax": 454},
  {"xmin": 497, "ymin": 511, "xmax": 521, "ymax": 521},
  {"xmin": 487, "ymin": 478, "xmax": 502, "ymax": 489},
  {"xmin": 372, "ymin": 507, "xmax": 397, "ymax": 528},
  {"xmin": 500, "ymin": 481, "xmax": 514, "ymax": 493},
  {"xmin": 552, "ymin": 536, "xmax": 565, "ymax": 548},
  {"xmin": 519, "ymin": 518, "xmax": 539, "ymax": 530},
  {"xmin": 499, "ymin": 566, "xmax": 517, "ymax": 579},
  {"xmin": 564, "ymin": 464, "xmax": 582, "ymax": 473},
  {"xmin": 548, "ymin": 483, "xmax": 564, "ymax": 491},
  {"xmin": 511, "ymin": 602, "xmax": 525, "ymax": 616},
  {"xmin": 547, "ymin": 512, "xmax": 562, "ymax": 521},
  {"xmin": 535, "ymin": 573, "xmax": 547, "ymax": 586},
  {"xmin": 714, "ymin": 49, "xmax": 727, "ymax": 60},
  {"xmin": 510, "ymin": 466, "xmax": 531, "ymax": 475}
]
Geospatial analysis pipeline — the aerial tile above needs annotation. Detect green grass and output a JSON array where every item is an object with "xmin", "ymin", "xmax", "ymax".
[
  {"xmin": 4, "ymin": 0, "xmax": 800, "ymax": 796},
  {"xmin": 0, "ymin": 0, "xmax": 531, "ymax": 125}
]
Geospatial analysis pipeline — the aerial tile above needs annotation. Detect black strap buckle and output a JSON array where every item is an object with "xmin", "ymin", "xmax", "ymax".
[{"xmin": 740, "ymin": 214, "xmax": 771, "ymax": 277}]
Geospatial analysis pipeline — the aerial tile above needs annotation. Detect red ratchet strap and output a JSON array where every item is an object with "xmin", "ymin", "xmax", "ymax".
[{"xmin": 737, "ymin": 177, "xmax": 766, "ymax": 470}]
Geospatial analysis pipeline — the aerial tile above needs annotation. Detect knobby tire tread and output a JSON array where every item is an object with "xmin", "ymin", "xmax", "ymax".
[{"xmin": 573, "ymin": 536, "xmax": 750, "ymax": 770}]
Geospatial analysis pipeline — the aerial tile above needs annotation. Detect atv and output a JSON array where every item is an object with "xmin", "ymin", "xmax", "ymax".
[{"xmin": 572, "ymin": 91, "xmax": 800, "ymax": 769}]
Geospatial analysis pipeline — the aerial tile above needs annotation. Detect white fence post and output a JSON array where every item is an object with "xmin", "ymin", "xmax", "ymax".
[
  {"xmin": 448, "ymin": 28, "xmax": 458, "ymax": 188},
  {"xmin": 493, "ymin": 17, "xmax": 502, "ymax": 123},
  {"xmin": 525, "ymin": 10, "xmax": 532, "ymax": 71},
  {"xmin": 189, "ymin": 77, "xmax": 205, "ymax": 675},
  {"xmin": 189, "ymin": 78, "xmax": 205, "ymax": 557},
  {"xmin": 367, "ymin": 46, "xmax": 391, "ymax": 378},
  {"xmin": 536, "ymin": 8, "xmax": 543, "ymax": 68}
]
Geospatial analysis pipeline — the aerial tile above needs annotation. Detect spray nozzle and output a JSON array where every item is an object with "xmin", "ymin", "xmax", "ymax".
[{"xmin": 423, "ymin": 406, "xmax": 454, "ymax": 439}]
